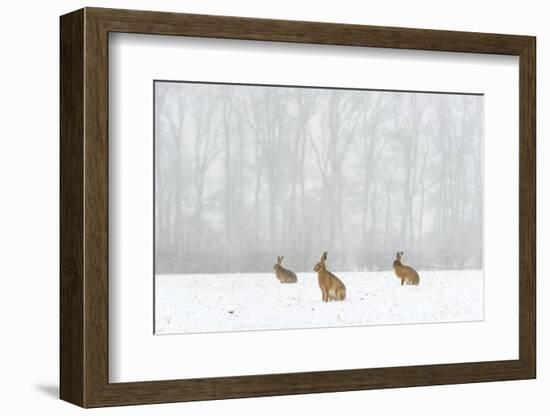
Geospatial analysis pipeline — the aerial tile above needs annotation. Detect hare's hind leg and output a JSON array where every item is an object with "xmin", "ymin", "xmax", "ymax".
[
  {"xmin": 401, "ymin": 278, "xmax": 405, "ymax": 286},
  {"xmin": 340, "ymin": 288, "xmax": 346, "ymax": 300}
]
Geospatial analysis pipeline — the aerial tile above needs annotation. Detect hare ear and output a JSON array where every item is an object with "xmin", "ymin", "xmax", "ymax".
[
  {"xmin": 322, "ymin": 251, "xmax": 328, "ymax": 262},
  {"xmin": 277, "ymin": 256, "xmax": 281, "ymax": 263},
  {"xmin": 280, "ymin": 256, "xmax": 284, "ymax": 263}
]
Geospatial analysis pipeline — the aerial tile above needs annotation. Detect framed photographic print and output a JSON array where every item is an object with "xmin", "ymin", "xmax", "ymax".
[{"xmin": 60, "ymin": 7, "xmax": 536, "ymax": 408}]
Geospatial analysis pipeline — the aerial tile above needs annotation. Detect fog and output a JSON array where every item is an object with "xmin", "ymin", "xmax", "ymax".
[{"xmin": 155, "ymin": 82, "xmax": 483, "ymax": 274}]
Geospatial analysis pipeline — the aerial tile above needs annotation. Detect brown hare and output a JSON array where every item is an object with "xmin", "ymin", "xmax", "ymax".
[
  {"xmin": 273, "ymin": 256, "xmax": 298, "ymax": 283},
  {"xmin": 313, "ymin": 251, "xmax": 346, "ymax": 302},
  {"xmin": 393, "ymin": 251, "xmax": 420, "ymax": 286}
]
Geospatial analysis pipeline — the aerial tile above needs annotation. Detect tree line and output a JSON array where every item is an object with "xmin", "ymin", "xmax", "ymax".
[{"xmin": 155, "ymin": 82, "xmax": 483, "ymax": 274}]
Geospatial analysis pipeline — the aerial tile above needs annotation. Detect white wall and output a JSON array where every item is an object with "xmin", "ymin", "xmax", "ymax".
[{"xmin": 0, "ymin": 0, "xmax": 545, "ymax": 414}]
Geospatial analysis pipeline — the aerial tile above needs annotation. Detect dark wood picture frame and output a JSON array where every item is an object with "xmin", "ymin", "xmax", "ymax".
[{"xmin": 60, "ymin": 7, "xmax": 536, "ymax": 408}]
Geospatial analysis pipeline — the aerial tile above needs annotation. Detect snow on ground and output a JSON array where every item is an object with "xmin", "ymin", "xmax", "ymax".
[{"xmin": 155, "ymin": 270, "xmax": 483, "ymax": 334}]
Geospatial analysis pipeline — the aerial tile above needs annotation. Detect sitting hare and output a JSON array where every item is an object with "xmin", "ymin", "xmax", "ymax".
[
  {"xmin": 273, "ymin": 256, "xmax": 298, "ymax": 283},
  {"xmin": 313, "ymin": 251, "xmax": 346, "ymax": 302},
  {"xmin": 393, "ymin": 251, "xmax": 420, "ymax": 286}
]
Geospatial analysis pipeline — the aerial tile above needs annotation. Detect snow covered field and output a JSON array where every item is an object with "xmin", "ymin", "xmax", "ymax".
[{"xmin": 155, "ymin": 270, "xmax": 483, "ymax": 334}]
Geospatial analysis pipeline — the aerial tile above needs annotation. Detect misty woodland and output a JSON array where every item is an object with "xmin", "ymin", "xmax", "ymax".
[{"xmin": 155, "ymin": 82, "xmax": 482, "ymax": 275}]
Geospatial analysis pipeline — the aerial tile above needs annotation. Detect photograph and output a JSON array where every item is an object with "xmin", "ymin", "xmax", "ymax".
[
  {"xmin": 153, "ymin": 81, "xmax": 484, "ymax": 335},
  {"xmin": 53, "ymin": 5, "xmax": 537, "ymax": 409}
]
